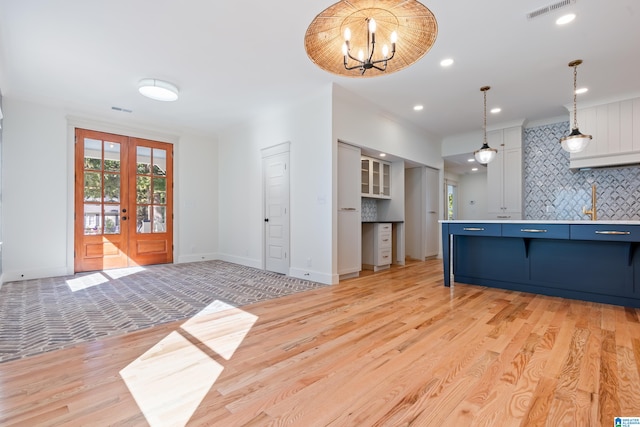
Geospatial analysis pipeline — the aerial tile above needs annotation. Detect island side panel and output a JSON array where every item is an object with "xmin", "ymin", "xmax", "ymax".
[{"xmin": 441, "ymin": 222, "xmax": 451, "ymax": 286}]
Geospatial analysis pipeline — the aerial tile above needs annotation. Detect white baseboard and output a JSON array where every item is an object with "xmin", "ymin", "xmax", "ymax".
[
  {"xmin": 176, "ymin": 252, "xmax": 220, "ymax": 264},
  {"xmin": 216, "ymin": 254, "xmax": 262, "ymax": 270},
  {"xmin": 3, "ymin": 266, "xmax": 70, "ymax": 283},
  {"xmin": 289, "ymin": 267, "xmax": 334, "ymax": 285}
]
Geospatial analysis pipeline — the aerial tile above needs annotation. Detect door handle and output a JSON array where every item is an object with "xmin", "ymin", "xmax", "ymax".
[
  {"xmin": 264, "ymin": 218, "xmax": 269, "ymax": 222},
  {"xmin": 122, "ymin": 216, "xmax": 127, "ymax": 220}
]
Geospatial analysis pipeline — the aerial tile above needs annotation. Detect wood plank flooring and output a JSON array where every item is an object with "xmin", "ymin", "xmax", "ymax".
[{"xmin": 1, "ymin": 259, "xmax": 639, "ymax": 426}]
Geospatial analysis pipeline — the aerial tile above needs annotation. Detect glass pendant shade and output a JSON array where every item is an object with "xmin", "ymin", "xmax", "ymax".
[
  {"xmin": 474, "ymin": 142, "xmax": 497, "ymax": 164},
  {"xmin": 560, "ymin": 128, "xmax": 592, "ymax": 153}
]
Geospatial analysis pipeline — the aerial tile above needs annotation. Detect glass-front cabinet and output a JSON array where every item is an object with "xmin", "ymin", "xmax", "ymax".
[
  {"xmin": 361, "ymin": 156, "xmax": 391, "ymax": 199},
  {"xmin": 361, "ymin": 158, "xmax": 370, "ymax": 194}
]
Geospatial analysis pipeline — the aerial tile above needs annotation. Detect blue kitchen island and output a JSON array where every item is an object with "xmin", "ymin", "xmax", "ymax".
[{"xmin": 441, "ymin": 220, "xmax": 640, "ymax": 308}]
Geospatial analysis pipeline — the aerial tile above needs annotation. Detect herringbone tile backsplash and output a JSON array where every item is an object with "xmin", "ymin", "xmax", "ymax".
[{"xmin": 524, "ymin": 121, "xmax": 640, "ymax": 220}]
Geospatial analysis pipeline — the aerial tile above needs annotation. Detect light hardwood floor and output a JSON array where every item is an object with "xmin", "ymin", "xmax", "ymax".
[{"xmin": 1, "ymin": 259, "xmax": 639, "ymax": 426}]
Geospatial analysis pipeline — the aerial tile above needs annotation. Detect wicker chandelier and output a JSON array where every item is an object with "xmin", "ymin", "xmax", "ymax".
[{"xmin": 304, "ymin": 0, "xmax": 438, "ymax": 77}]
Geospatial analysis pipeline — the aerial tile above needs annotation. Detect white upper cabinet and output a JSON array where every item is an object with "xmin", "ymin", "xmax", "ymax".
[
  {"xmin": 569, "ymin": 96, "xmax": 640, "ymax": 169},
  {"xmin": 486, "ymin": 126, "xmax": 523, "ymax": 219},
  {"xmin": 361, "ymin": 156, "xmax": 391, "ymax": 199}
]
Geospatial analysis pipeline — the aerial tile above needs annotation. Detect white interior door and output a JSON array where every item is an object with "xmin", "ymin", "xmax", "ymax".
[{"xmin": 262, "ymin": 147, "xmax": 290, "ymax": 275}]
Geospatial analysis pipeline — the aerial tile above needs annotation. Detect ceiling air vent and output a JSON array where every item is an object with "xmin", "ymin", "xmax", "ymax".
[{"xmin": 527, "ymin": 0, "xmax": 575, "ymax": 20}]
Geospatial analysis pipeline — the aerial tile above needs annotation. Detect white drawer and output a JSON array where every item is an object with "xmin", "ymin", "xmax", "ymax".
[
  {"xmin": 378, "ymin": 231, "xmax": 392, "ymax": 249},
  {"xmin": 377, "ymin": 248, "xmax": 392, "ymax": 265},
  {"xmin": 378, "ymin": 223, "xmax": 392, "ymax": 233}
]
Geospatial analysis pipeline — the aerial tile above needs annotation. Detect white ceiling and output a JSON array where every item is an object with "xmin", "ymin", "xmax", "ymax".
[{"xmin": 0, "ymin": 0, "xmax": 638, "ymax": 142}]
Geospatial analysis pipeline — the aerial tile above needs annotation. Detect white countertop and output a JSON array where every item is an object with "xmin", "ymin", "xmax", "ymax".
[{"xmin": 440, "ymin": 219, "xmax": 640, "ymax": 225}]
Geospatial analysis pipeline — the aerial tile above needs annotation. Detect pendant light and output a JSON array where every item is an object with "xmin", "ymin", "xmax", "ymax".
[
  {"xmin": 474, "ymin": 86, "xmax": 497, "ymax": 164},
  {"xmin": 560, "ymin": 59, "xmax": 591, "ymax": 153}
]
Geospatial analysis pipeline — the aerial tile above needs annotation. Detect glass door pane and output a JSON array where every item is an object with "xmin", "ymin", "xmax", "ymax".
[
  {"xmin": 382, "ymin": 163, "xmax": 390, "ymax": 196},
  {"xmin": 372, "ymin": 161, "xmax": 380, "ymax": 195},
  {"xmin": 82, "ymin": 139, "xmax": 122, "ymax": 236},
  {"xmin": 361, "ymin": 159, "xmax": 370, "ymax": 194},
  {"xmin": 136, "ymin": 147, "xmax": 168, "ymax": 233}
]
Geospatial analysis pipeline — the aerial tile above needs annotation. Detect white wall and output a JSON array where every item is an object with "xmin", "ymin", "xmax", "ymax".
[
  {"xmin": 404, "ymin": 167, "xmax": 424, "ymax": 260},
  {"xmin": 333, "ymin": 85, "xmax": 442, "ymax": 169},
  {"xmin": 441, "ymin": 130, "xmax": 483, "ymax": 158},
  {"xmin": 176, "ymin": 133, "xmax": 219, "ymax": 263},
  {"xmin": 458, "ymin": 172, "xmax": 489, "ymax": 220},
  {"xmin": 2, "ymin": 98, "xmax": 69, "ymax": 280},
  {"xmin": 1, "ymin": 97, "xmax": 219, "ymax": 282},
  {"xmin": 217, "ymin": 85, "xmax": 334, "ymax": 284}
]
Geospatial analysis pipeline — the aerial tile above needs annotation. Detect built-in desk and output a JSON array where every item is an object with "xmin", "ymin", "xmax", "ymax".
[
  {"xmin": 441, "ymin": 220, "xmax": 640, "ymax": 308},
  {"xmin": 362, "ymin": 221, "xmax": 405, "ymax": 270}
]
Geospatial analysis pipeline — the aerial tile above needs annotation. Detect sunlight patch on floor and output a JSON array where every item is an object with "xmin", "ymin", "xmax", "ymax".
[
  {"xmin": 120, "ymin": 300, "xmax": 258, "ymax": 426},
  {"xmin": 103, "ymin": 266, "xmax": 146, "ymax": 279},
  {"xmin": 66, "ymin": 273, "xmax": 108, "ymax": 292},
  {"xmin": 66, "ymin": 266, "xmax": 147, "ymax": 292},
  {"xmin": 120, "ymin": 331, "xmax": 223, "ymax": 427},
  {"xmin": 182, "ymin": 300, "xmax": 258, "ymax": 360}
]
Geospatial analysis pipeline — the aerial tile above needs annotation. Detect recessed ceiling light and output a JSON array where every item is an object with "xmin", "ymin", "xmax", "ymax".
[
  {"xmin": 440, "ymin": 58, "xmax": 454, "ymax": 67},
  {"xmin": 379, "ymin": 153, "xmax": 386, "ymax": 157},
  {"xmin": 556, "ymin": 13, "xmax": 576, "ymax": 25},
  {"xmin": 138, "ymin": 79, "xmax": 179, "ymax": 102},
  {"xmin": 575, "ymin": 87, "xmax": 588, "ymax": 94},
  {"xmin": 467, "ymin": 158, "xmax": 475, "ymax": 162},
  {"xmin": 490, "ymin": 107, "xmax": 501, "ymax": 114},
  {"xmin": 471, "ymin": 167, "xmax": 478, "ymax": 172},
  {"xmin": 413, "ymin": 105, "xmax": 424, "ymax": 111}
]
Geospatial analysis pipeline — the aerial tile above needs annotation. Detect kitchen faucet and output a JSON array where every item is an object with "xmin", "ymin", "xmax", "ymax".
[{"xmin": 582, "ymin": 184, "xmax": 597, "ymax": 221}]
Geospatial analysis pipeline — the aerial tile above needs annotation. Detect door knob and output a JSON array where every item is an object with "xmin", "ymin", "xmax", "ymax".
[
  {"xmin": 264, "ymin": 218, "xmax": 269, "ymax": 222},
  {"xmin": 122, "ymin": 216, "xmax": 128, "ymax": 220}
]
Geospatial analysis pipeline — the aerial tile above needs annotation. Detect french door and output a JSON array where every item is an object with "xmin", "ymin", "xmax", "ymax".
[{"xmin": 74, "ymin": 128, "xmax": 173, "ymax": 272}]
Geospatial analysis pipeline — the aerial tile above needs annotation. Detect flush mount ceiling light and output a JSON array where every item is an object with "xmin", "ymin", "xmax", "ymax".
[
  {"xmin": 474, "ymin": 86, "xmax": 498, "ymax": 164},
  {"xmin": 560, "ymin": 59, "xmax": 592, "ymax": 153},
  {"xmin": 304, "ymin": 0, "xmax": 437, "ymax": 77},
  {"xmin": 138, "ymin": 79, "xmax": 179, "ymax": 101}
]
